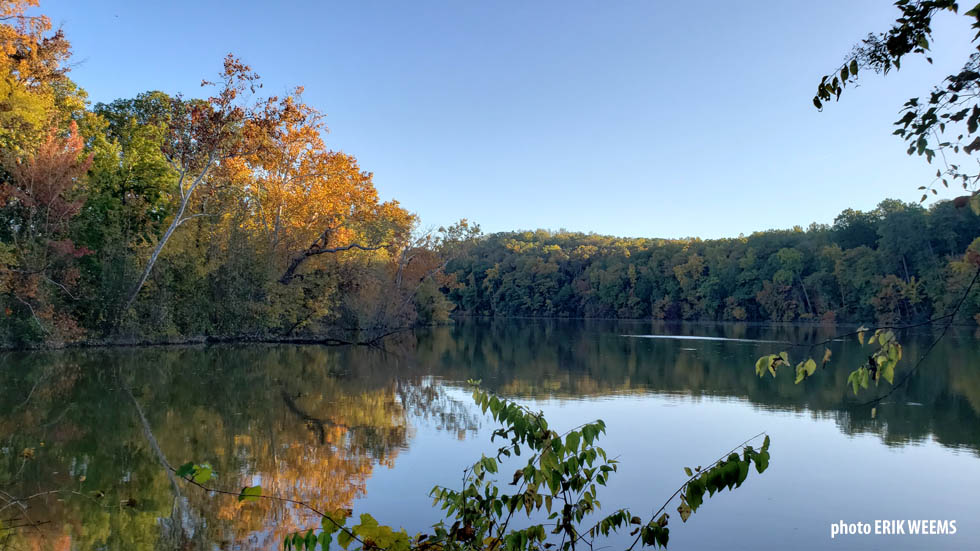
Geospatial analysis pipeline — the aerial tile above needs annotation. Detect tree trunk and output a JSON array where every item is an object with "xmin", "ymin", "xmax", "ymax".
[
  {"xmin": 118, "ymin": 160, "xmax": 212, "ymax": 321},
  {"xmin": 119, "ymin": 195, "xmax": 189, "ymax": 317},
  {"xmin": 798, "ymin": 275, "xmax": 814, "ymax": 315}
]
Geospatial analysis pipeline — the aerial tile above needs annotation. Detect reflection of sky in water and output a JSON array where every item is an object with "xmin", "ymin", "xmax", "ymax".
[
  {"xmin": 366, "ymin": 389, "xmax": 980, "ymax": 550},
  {"xmin": 621, "ymin": 334, "xmax": 791, "ymax": 344}
]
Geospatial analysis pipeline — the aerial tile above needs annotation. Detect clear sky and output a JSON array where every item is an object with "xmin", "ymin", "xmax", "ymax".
[{"xmin": 40, "ymin": 0, "xmax": 977, "ymax": 239}]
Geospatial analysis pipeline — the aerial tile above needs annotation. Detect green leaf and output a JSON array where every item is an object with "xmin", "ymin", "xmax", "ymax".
[
  {"xmin": 736, "ymin": 460, "xmax": 749, "ymax": 487},
  {"xmin": 768, "ymin": 355, "xmax": 781, "ymax": 378},
  {"xmin": 683, "ymin": 466, "xmax": 693, "ymax": 477},
  {"xmin": 847, "ymin": 369, "xmax": 861, "ymax": 395},
  {"xmin": 796, "ymin": 358, "xmax": 817, "ymax": 384},
  {"xmin": 677, "ymin": 499, "xmax": 692, "ymax": 522},
  {"xmin": 238, "ymin": 485, "xmax": 262, "ymax": 502},
  {"xmin": 175, "ymin": 462, "xmax": 194, "ymax": 478},
  {"xmin": 565, "ymin": 431, "xmax": 581, "ymax": 453},
  {"xmin": 882, "ymin": 361, "xmax": 895, "ymax": 385},
  {"xmin": 685, "ymin": 479, "xmax": 704, "ymax": 512},
  {"xmin": 804, "ymin": 358, "xmax": 816, "ymax": 376},
  {"xmin": 849, "ymin": 59, "xmax": 858, "ymax": 76},
  {"xmin": 191, "ymin": 465, "xmax": 213, "ymax": 484},
  {"xmin": 794, "ymin": 359, "xmax": 815, "ymax": 384},
  {"xmin": 319, "ymin": 532, "xmax": 333, "ymax": 551},
  {"xmin": 321, "ymin": 510, "xmax": 346, "ymax": 535}
]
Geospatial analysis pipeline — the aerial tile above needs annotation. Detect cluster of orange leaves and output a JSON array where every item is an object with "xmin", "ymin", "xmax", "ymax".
[
  {"xmin": 0, "ymin": 0, "xmax": 69, "ymax": 86},
  {"xmin": 227, "ymin": 90, "xmax": 415, "ymax": 273}
]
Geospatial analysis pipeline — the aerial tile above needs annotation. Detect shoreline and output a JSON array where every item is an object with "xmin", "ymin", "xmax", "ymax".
[{"xmin": 3, "ymin": 316, "xmax": 976, "ymax": 352}]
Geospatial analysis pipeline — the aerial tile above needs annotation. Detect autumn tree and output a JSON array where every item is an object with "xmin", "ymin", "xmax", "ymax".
[
  {"xmin": 0, "ymin": 0, "xmax": 79, "ymax": 153},
  {"xmin": 0, "ymin": 121, "xmax": 92, "ymax": 343},
  {"xmin": 343, "ymin": 220, "xmax": 481, "ymax": 341},
  {"xmin": 231, "ymin": 92, "xmax": 414, "ymax": 287},
  {"xmin": 119, "ymin": 55, "xmax": 277, "ymax": 318}
]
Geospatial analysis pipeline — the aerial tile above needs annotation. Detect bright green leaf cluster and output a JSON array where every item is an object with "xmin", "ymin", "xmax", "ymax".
[
  {"xmin": 680, "ymin": 435, "xmax": 770, "ymax": 521},
  {"xmin": 794, "ymin": 358, "xmax": 817, "ymax": 384},
  {"xmin": 175, "ymin": 462, "xmax": 214, "ymax": 484},
  {"xmin": 755, "ymin": 327, "xmax": 904, "ymax": 398},
  {"xmin": 238, "ymin": 485, "xmax": 262, "ymax": 502},
  {"xmin": 754, "ymin": 352, "xmax": 788, "ymax": 378},
  {"xmin": 846, "ymin": 329, "xmax": 903, "ymax": 395}
]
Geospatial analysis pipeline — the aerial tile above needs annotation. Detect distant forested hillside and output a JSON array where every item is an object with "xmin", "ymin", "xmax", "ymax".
[{"xmin": 445, "ymin": 199, "xmax": 980, "ymax": 324}]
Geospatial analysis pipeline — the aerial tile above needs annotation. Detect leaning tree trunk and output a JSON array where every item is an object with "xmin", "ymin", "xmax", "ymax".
[
  {"xmin": 798, "ymin": 275, "xmax": 813, "ymax": 315},
  {"xmin": 118, "ymin": 160, "xmax": 213, "ymax": 321}
]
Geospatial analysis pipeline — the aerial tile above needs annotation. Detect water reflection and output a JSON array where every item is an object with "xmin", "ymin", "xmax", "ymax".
[
  {"xmin": 1, "ymin": 320, "xmax": 978, "ymax": 549},
  {"xmin": 0, "ymin": 346, "xmax": 479, "ymax": 549},
  {"xmin": 416, "ymin": 320, "xmax": 980, "ymax": 451}
]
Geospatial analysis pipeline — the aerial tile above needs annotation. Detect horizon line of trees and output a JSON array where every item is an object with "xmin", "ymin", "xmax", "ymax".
[{"xmin": 444, "ymin": 198, "xmax": 980, "ymax": 325}]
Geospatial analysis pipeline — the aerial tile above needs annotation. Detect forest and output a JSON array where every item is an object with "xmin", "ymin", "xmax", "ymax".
[
  {"xmin": 3, "ymin": 0, "xmax": 980, "ymax": 351},
  {"xmin": 445, "ymin": 200, "xmax": 980, "ymax": 324},
  {"xmin": 0, "ymin": 0, "xmax": 473, "ymax": 348}
]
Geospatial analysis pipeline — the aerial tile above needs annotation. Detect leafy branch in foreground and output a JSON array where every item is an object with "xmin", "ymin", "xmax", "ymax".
[
  {"xmin": 754, "ymin": 262, "xmax": 980, "ymax": 404},
  {"xmin": 173, "ymin": 386, "xmax": 771, "ymax": 551},
  {"xmin": 812, "ymin": 0, "xmax": 980, "ymax": 206}
]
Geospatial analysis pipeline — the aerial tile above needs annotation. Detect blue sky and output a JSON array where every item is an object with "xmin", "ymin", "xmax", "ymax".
[{"xmin": 42, "ymin": 1, "xmax": 976, "ymax": 238}]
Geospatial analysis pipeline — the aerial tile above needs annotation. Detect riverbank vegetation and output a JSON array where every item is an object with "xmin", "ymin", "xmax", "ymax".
[{"xmin": 0, "ymin": 0, "xmax": 475, "ymax": 348}]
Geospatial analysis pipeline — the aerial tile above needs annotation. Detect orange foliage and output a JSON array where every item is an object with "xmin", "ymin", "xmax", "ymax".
[
  {"xmin": 0, "ymin": 0, "xmax": 70, "ymax": 86},
  {"xmin": 236, "ymin": 93, "xmax": 414, "ymax": 280},
  {"xmin": 2, "ymin": 121, "xmax": 92, "ymax": 238},
  {"xmin": 1, "ymin": 121, "xmax": 91, "ymax": 341}
]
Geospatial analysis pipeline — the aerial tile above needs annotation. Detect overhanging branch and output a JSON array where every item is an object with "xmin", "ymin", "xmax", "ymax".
[{"xmin": 278, "ymin": 242, "xmax": 384, "ymax": 284}]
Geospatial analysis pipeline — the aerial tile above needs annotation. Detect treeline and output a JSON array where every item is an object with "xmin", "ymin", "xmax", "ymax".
[
  {"xmin": 0, "ymin": 1, "xmax": 466, "ymax": 348},
  {"xmin": 445, "ymin": 200, "xmax": 980, "ymax": 324}
]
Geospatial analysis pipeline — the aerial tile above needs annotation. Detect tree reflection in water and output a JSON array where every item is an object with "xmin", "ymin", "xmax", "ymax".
[{"xmin": 1, "ymin": 320, "xmax": 978, "ymax": 548}]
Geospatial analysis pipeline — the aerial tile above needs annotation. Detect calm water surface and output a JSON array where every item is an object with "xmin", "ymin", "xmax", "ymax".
[{"xmin": 2, "ymin": 320, "xmax": 979, "ymax": 550}]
